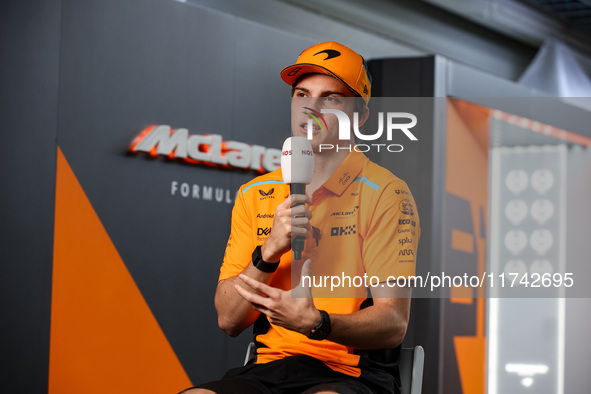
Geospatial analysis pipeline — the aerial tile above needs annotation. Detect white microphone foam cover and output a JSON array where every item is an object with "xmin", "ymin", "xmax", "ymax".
[{"xmin": 281, "ymin": 137, "xmax": 314, "ymax": 184}]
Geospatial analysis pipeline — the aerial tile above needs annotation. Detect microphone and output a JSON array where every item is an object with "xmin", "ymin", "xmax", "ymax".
[{"xmin": 281, "ymin": 137, "xmax": 314, "ymax": 260}]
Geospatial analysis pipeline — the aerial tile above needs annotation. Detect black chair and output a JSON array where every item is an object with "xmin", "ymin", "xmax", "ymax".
[
  {"xmin": 398, "ymin": 345, "xmax": 424, "ymax": 394},
  {"xmin": 243, "ymin": 343, "xmax": 424, "ymax": 393}
]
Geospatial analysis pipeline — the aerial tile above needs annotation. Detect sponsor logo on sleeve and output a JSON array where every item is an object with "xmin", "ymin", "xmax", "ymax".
[
  {"xmin": 398, "ymin": 236, "xmax": 414, "ymax": 246},
  {"xmin": 256, "ymin": 213, "xmax": 275, "ymax": 219},
  {"xmin": 399, "ymin": 218, "xmax": 416, "ymax": 227},
  {"xmin": 257, "ymin": 227, "xmax": 271, "ymax": 236},
  {"xmin": 399, "ymin": 198, "xmax": 415, "ymax": 216},
  {"xmin": 398, "ymin": 249, "xmax": 414, "ymax": 256},
  {"xmin": 257, "ymin": 227, "xmax": 272, "ymax": 242}
]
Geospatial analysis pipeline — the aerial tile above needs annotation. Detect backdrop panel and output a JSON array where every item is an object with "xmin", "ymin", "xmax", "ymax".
[{"xmin": 0, "ymin": 0, "xmax": 61, "ymax": 391}]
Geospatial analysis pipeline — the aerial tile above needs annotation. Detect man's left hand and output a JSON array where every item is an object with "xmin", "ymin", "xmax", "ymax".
[{"xmin": 234, "ymin": 259, "xmax": 320, "ymax": 336}]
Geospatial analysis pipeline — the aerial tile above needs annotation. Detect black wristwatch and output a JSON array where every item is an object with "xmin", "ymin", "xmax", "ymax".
[
  {"xmin": 252, "ymin": 245, "xmax": 280, "ymax": 273},
  {"xmin": 308, "ymin": 310, "xmax": 331, "ymax": 340}
]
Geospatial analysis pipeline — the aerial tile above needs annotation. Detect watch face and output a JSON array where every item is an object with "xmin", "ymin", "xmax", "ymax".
[
  {"xmin": 309, "ymin": 311, "xmax": 331, "ymax": 340},
  {"xmin": 314, "ymin": 324, "xmax": 331, "ymax": 340}
]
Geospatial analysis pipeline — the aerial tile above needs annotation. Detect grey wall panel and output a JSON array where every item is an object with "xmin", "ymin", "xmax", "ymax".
[
  {"xmin": 367, "ymin": 57, "xmax": 440, "ymax": 394},
  {"xmin": 187, "ymin": 0, "xmax": 538, "ymax": 80},
  {"xmin": 230, "ymin": 18, "xmax": 311, "ymax": 146},
  {"xmin": 186, "ymin": 0, "xmax": 421, "ymax": 63},
  {"xmin": 0, "ymin": 0, "xmax": 61, "ymax": 391},
  {"xmin": 57, "ymin": 0, "xmax": 233, "ymax": 380},
  {"xmin": 56, "ymin": 0, "xmax": 313, "ymax": 384}
]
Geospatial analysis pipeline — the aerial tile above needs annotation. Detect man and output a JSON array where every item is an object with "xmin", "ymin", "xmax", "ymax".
[{"xmin": 182, "ymin": 41, "xmax": 420, "ymax": 394}]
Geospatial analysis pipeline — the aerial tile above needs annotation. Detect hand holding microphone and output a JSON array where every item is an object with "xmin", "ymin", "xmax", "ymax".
[
  {"xmin": 260, "ymin": 137, "xmax": 314, "ymax": 264},
  {"xmin": 281, "ymin": 137, "xmax": 314, "ymax": 260}
]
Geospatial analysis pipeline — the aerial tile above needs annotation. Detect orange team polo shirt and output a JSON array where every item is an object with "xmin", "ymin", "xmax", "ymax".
[{"xmin": 219, "ymin": 150, "xmax": 420, "ymax": 377}]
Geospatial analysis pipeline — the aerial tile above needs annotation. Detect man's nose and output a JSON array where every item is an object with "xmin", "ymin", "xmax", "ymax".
[{"xmin": 303, "ymin": 97, "xmax": 322, "ymax": 112}]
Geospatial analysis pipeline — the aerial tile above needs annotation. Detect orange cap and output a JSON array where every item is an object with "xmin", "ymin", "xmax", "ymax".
[{"xmin": 280, "ymin": 41, "xmax": 371, "ymax": 104}]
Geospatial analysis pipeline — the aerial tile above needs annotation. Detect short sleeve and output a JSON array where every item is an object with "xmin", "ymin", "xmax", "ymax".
[
  {"xmin": 362, "ymin": 181, "xmax": 420, "ymax": 281},
  {"xmin": 218, "ymin": 188, "xmax": 255, "ymax": 282}
]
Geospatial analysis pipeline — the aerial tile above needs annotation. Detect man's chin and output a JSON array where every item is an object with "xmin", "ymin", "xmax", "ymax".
[
  {"xmin": 293, "ymin": 128, "xmax": 321, "ymax": 140},
  {"xmin": 307, "ymin": 140, "xmax": 325, "ymax": 153}
]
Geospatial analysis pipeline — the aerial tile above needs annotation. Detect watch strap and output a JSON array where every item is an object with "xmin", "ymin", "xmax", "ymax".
[
  {"xmin": 308, "ymin": 310, "xmax": 331, "ymax": 340},
  {"xmin": 252, "ymin": 245, "xmax": 279, "ymax": 273}
]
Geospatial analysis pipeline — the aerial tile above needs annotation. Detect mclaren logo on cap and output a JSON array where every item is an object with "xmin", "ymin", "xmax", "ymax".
[{"xmin": 314, "ymin": 49, "xmax": 341, "ymax": 60}]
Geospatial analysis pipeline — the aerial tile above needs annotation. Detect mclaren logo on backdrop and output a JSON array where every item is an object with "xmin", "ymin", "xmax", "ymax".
[{"xmin": 130, "ymin": 125, "xmax": 281, "ymax": 173}]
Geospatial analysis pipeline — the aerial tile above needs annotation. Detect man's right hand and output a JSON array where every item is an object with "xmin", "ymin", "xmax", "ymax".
[
  {"xmin": 216, "ymin": 194, "xmax": 312, "ymax": 337},
  {"xmin": 261, "ymin": 194, "xmax": 312, "ymax": 262}
]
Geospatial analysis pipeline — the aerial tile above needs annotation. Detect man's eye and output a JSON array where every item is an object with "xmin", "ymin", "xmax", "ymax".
[{"xmin": 324, "ymin": 97, "xmax": 340, "ymax": 103}]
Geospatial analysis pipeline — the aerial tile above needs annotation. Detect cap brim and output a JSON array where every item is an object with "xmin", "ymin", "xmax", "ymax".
[
  {"xmin": 280, "ymin": 63, "xmax": 368, "ymax": 103},
  {"xmin": 280, "ymin": 64, "xmax": 335, "ymax": 85}
]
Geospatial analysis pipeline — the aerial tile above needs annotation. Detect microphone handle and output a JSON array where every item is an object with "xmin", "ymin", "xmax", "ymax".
[
  {"xmin": 290, "ymin": 183, "xmax": 306, "ymax": 196},
  {"xmin": 290, "ymin": 183, "xmax": 306, "ymax": 260}
]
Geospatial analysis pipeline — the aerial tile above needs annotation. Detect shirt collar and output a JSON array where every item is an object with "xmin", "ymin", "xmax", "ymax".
[{"xmin": 322, "ymin": 150, "xmax": 367, "ymax": 196}]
